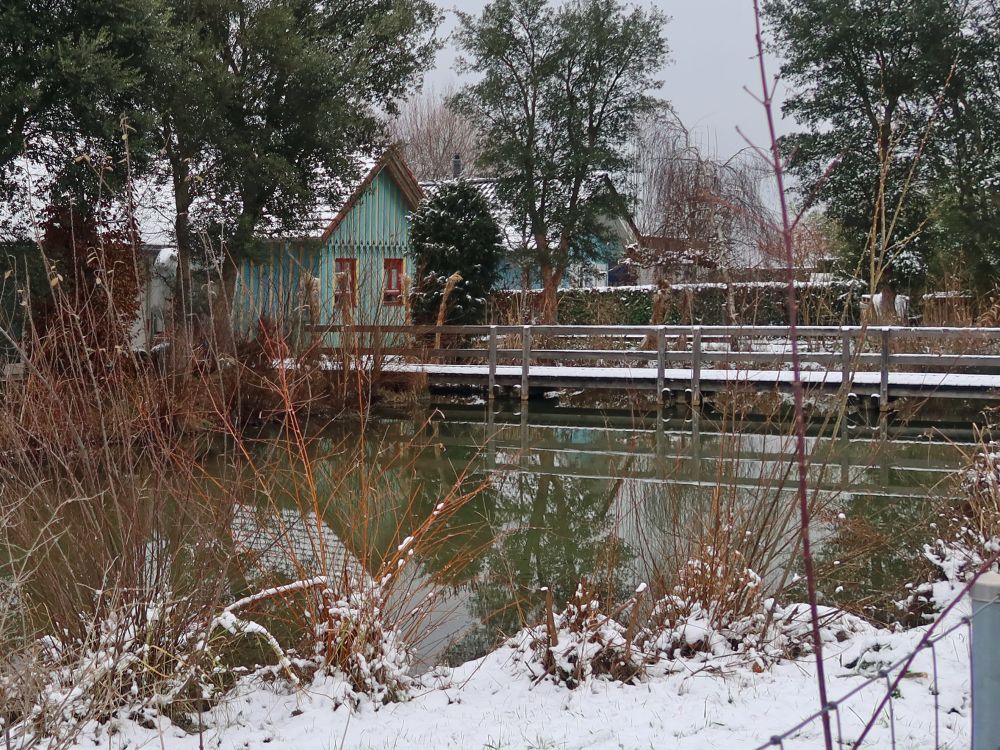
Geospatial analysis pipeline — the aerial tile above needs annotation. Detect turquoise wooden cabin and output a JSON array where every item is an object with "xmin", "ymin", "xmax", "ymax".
[{"xmin": 232, "ymin": 147, "xmax": 424, "ymax": 346}]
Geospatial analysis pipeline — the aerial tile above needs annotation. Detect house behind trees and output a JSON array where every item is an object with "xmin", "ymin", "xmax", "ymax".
[
  {"xmin": 231, "ymin": 147, "xmax": 423, "ymax": 344},
  {"xmin": 420, "ymin": 161, "xmax": 642, "ymax": 292}
]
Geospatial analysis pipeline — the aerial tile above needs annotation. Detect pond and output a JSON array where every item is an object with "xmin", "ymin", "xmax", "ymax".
[{"xmin": 237, "ymin": 401, "xmax": 974, "ymax": 666}]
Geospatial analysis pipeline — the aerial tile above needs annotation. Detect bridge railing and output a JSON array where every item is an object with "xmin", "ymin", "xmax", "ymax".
[{"xmin": 305, "ymin": 324, "xmax": 1000, "ymax": 404}]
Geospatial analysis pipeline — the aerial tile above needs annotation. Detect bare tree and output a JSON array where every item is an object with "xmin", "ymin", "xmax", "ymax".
[
  {"xmin": 629, "ymin": 113, "xmax": 778, "ymax": 283},
  {"xmin": 390, "ymin": 86, "xmax": 483, "ymax": 181},
  {"xmin": 757, "ymin": 212, "xmax": 837, "ymax": 272}
]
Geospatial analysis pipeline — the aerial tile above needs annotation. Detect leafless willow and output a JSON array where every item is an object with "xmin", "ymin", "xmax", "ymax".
[
  {"xmin": 390, "ymin": 86, "xmax": 483, "ymax": 181},
  {"xmin": 628, "ymin": 112, "xmax": 779, "ymax": 283}
]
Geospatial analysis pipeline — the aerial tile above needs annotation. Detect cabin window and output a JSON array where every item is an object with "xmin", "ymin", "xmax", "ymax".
[
  {"xmin": 334, "ymin": 258, "xmax": 356, "ymax": 307},
  {"xmin": 383, "ymin": 258, "xmax": 404, "ymax": 305}
]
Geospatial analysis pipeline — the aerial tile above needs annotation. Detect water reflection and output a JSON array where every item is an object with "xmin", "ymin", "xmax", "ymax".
[{"xmin": 248, "ymin": 403, "xmax": 971, "ymax": 662}]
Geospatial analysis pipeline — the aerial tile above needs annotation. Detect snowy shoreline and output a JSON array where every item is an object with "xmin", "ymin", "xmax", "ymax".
[{"xmin": 67, "ymin": 593, "xmax": 971, "ymax": 750}]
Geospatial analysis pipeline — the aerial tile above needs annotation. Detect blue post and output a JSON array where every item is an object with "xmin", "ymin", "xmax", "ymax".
[{"xmin": 972, "ymin": 572, "xmax": 1000, "ymax": 750}]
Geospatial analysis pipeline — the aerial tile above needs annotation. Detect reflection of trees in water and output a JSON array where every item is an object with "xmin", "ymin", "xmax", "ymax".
[
  {"xmin": 235, "ymin": 413, "xmax": 968, "ymax": 659},
  {"xmin": 297, "ymin": 418, "xmax": 640, "ymax": 656},
  {"xmin": 465, "ymin": 449, "xmax": 634, "ymax": 639}
]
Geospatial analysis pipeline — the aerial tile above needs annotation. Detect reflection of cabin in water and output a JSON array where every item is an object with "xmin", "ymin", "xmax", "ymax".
[
  {"xmin": 232, "ymin": 504, "xmax": 368, "ymax": 588},
  {"xmin": 232, "ymin": 146, "xmax": 424, "ymax": 344}
]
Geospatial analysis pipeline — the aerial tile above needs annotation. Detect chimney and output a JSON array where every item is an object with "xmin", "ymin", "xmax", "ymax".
[{"xmin": 451, "ymin": 153, "xmax": 462, "ymax": 179}]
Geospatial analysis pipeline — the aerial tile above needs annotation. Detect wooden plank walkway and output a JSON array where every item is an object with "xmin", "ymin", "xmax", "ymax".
[
  {"xmin": 310, "ymin": 324, "xmax": 1000, "ymax": 404},
  {"xmin": 381, "ymin": 361, "xmax": 1000, "ymax": 400}
]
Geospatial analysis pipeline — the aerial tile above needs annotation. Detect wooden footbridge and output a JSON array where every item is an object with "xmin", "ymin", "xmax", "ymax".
[{"xmin": 312, "ymin": 324, "xmax": 1000, "ymax": 407}]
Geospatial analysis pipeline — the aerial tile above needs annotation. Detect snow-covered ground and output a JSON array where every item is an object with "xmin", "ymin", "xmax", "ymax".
[{"xmin": 68, "ymin": 596, "xmax": 971, "ymax": 750}]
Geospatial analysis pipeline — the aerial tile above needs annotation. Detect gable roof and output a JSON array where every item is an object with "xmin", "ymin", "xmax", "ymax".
[
  {"xmin": 595, "ymin": 173, "xmax": 643, "ymax": 247},
  {"xmin": 319, "ymin": 145, "xmax": 424, "ymax": 243}
]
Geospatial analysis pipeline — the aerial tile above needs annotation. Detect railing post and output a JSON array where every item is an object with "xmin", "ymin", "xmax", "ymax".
[
  {"xmin": 880, "ymin": 327, "xmax": 891, "ymax": 412},
  {"xmin": 972, "ymin": 572, "xmax": 1000, "ymax": 750},
  {"xmin": 521, "ymin": 325, "xmax": 531, "ymax": 402},
  {"xmin": 488, "ymin": 325, "xmax": 497, "ymax": 401},
  {"xmin": 691, "ymin": 326, "xmax": 702, "ymax": 407},
  {"xmin": 656, "ymin": 326, "xmax": 666, "ymax": 406},
  {"xmin": 841, "ymin": 328, "xmax": 851, "ymax": 394},
  {"xmin": 487, "ymin": 398, "xmax": 496, "ymax": 469}
]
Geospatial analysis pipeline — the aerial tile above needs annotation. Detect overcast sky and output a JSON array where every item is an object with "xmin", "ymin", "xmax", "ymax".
[{"xmin": 424, "ymin": 1, "xmax": 794, "ymax": 161}]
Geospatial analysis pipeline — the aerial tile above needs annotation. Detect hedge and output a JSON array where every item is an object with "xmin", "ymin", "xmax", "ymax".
[{"xmin": 489, "ymin": 281, "xmax": 861, "ymax": 326}]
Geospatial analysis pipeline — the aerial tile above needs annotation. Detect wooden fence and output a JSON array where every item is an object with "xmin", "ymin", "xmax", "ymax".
[{"xmin": 306, "ymin": 324, "xmax": 1000, "ymax": 405}]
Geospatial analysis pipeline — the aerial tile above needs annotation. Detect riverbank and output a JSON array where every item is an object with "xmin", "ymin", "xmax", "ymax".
[
  {"xmin": 61, "ymin": 590, "xmax": 971, "ymax": 750},
  {"xmin": 3, "ymin": 403, "xmax": 979, "ymax": 750}
]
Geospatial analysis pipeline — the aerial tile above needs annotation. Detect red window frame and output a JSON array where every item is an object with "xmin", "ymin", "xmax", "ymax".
[
  {"xmin": 383, "ymin": 258, "xmax": 404, "ymax": 305},
  {"xmin": 334, "ymin": 258, "xmax": 356, "ymax": 306}
]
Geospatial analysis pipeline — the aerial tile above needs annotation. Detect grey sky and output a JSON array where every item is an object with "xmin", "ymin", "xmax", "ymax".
[{"xmin": 424, "ymin": 1, "xmax": 794, "ymax": 161}]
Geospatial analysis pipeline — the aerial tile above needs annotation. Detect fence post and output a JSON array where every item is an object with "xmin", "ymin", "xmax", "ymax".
[
  {"xmin": 691, "ymin": 326, "xmax": 702, "ymax": 407},
  {"xmin": 521, "ymin": 325, "xmax": 531, "ymax": 402},
  {"xmin": 972, "ymin": 572, "xmax": 1000, "ymax": 750},
  {"xmin": 841, "ymin": 328, "xmax": 851, "ymax": 394},
  {"xmin": 656, "ymin": 326, "xmax": 666, "ymax": 406},
  {"xmin": 880, "ymin": 327, "xmax": 891, "ymax": 412},
  {"xmin": 487, "ymin": 399, "xmax": 496, "ymax": 469},
  {"xmin": 488, "ymin": 325, "xmax": 497, "ymax": 401}
]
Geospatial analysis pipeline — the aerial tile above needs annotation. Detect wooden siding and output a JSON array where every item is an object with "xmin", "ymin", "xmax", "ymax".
[
  {"xmin": 233, "ymin": 242, "xmax": 322, "ymax": 341},
  {"xmin": 233, "ymin": 165, "xmax": 416, "ymax": 345},
  {"xmin": 318, "ymin": 168, "xmax": 413, "ymax": 330}
]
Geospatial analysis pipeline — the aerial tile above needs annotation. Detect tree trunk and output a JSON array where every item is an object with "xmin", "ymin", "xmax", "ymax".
[
  {"xmin": 539, "ymin": 266, "xmax": 562, "ymax": 324},
  {"xmin": 165, "ymin": 125, "xmax": 195, "ymax": 374},
  {"xmin": 877, "ymin": 285, "xmax": 897, "ymax": 325},
  {"xmin": 214, "ymin": 206, "xmax": 263, "ymax": 359},
  {"xmin": 642, "ymin": 285, "xmax": 669, "ymax": 349},
  {"xmin": 721, "ymin": 266, "xmax": 739, "ymax": 351},
  {"xmin": 174, "ymin": 204, "xmax": 193, "ymax": 325},
  {"xmin": 211, "ymin": 250, "xmax": 239, "ymax": 358}
]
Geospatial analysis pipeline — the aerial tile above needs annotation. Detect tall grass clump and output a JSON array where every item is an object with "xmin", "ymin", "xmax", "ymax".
[
  {"xmin": 216, "ymin": 399, "xmax": 489, "ymax": 706},
  {"xmin": 0, "ymin": 292, "xmax": 236, "ymax": 746},
  {"xmin": 0, "ymin": 191, "xmax": 489, "ymax": 747}
]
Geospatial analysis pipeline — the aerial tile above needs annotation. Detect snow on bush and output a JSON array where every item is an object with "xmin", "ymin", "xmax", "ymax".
[
  {"xmin": 646, "ymin": 597, "xmax": 866, "ymax": 672},
  {"xmin": 923, "ymin": 535, "xmax": 1000, "ymax": 589},
  {"xmin": 215, "ymin": 575, "xmax": 414, "ymax": 708},
  {"xmin": 508, "ymin": 576, "xmax": 867, "ymax": 690},
  {"xmin": 1, "ymin": 575, "xmax": 418, "ymax": 750},
  {"xmin": 1, "ymin": 590, "xmax": 222, "ymax": 747},
  {"xmin": 308, "ymin": 585, "xmax": 413, "ymax": 708},
  {"xmin": 509, "ymin": 582, "xmax": 650, "ymax": 689}
]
